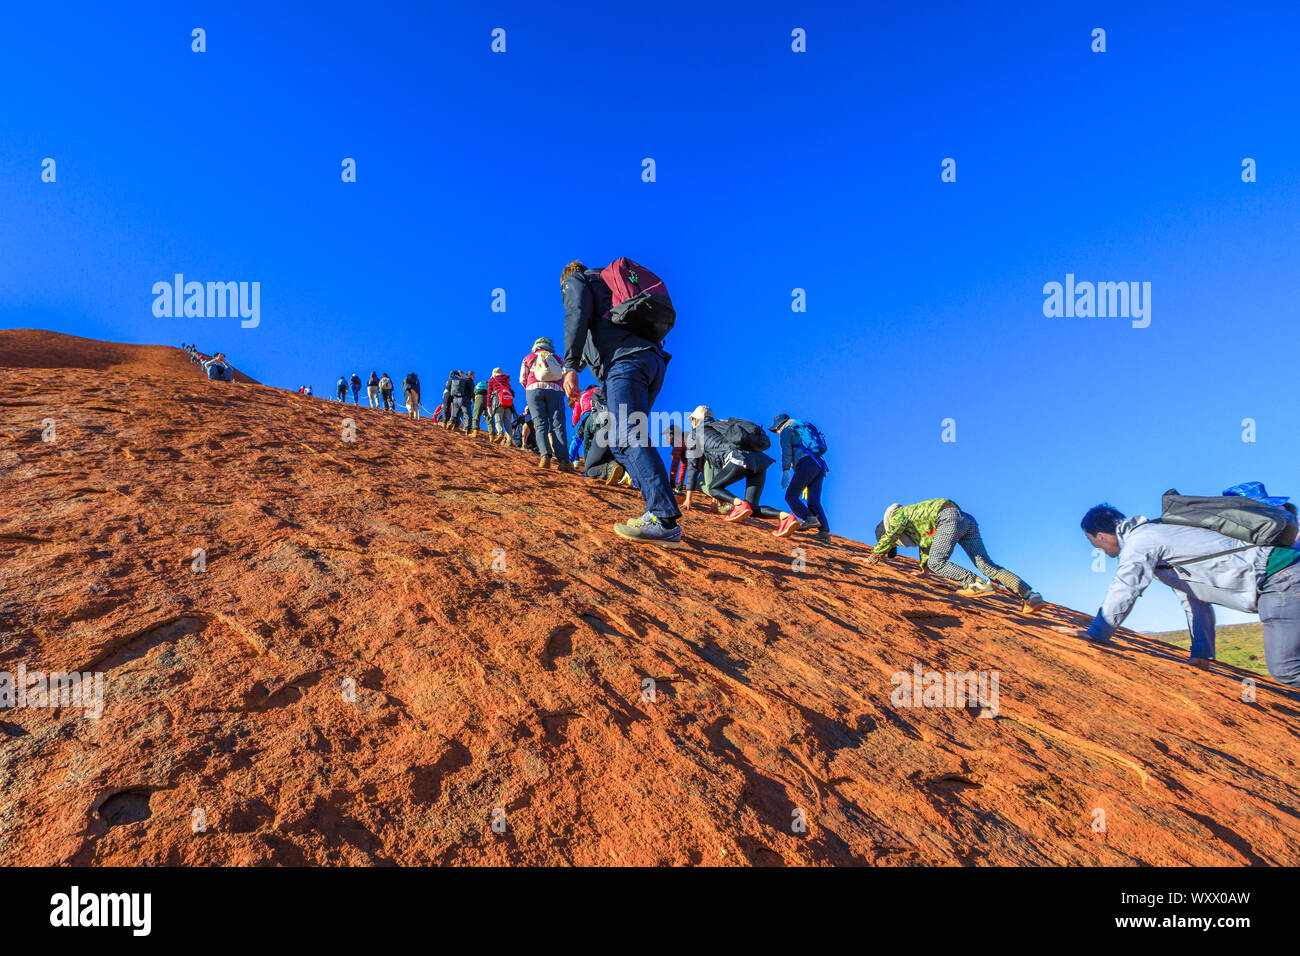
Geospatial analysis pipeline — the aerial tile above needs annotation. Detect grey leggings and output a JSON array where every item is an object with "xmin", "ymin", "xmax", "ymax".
[
  {"xmin": 927, "ymin": 509, "xmax": 1031, "ymax": 597},
  {"xmin": 1259, "ymin": 561, "xmax": 1300, "ymax": 686}
]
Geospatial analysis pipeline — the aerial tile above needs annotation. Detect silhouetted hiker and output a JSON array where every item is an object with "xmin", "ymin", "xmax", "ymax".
[
  {"xmin": 304, "ymin": 385, "xmax": 313, "ymax": 396},
  {"xmin": 349, "ymin": 373, "xmax": 362, "ymax": 404},
  {"xmin": 1076, "ymin": 500, "xmax": 1300, "ymax": 685},
  {"xmin": 681, "ymin": 406, "xmax": 777, "ymax": 523},
  {"xmin": 769, "ymin": 413, "xmax": 831, "ymax": 543},
  {"xmin": 378, "ymin": 373, "xmax": 395, "ymax": 411},
  {"xmin": 367, "ymin": 371, "xmax": 381, "ymax": 408},
  {"xmin": 336, "ymin": 376, "xmax": 347, "ymax": 401},
  {"xmin": 446, "ymin": 371, "xmax": 472, "ymax": 431},
  {"xmin": 560, "ymin": 260, "xmax": 679, "ymax": 545},
  {"xmin": 486, "ymin": 368, "xmax": 515, "ymax": 446},
  {"xmin": 455, "ymin": 371, "xmax": 476, "ymax": 434},
  {"xmin": 869, "ymin": 499, "xmax": 1044, "ymax": 612},
  {"xmin": 403, "ymin": 372, "xmax": 421, "ymax": 420},
  {"xmin": 519, "ymin": 337, "xmax": 570, "ymax": 471}
]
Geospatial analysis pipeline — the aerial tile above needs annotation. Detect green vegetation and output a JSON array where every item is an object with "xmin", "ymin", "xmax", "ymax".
[{"xmin": 1149, "ymin": 622, "xmax": 1268, "ymax": 677}]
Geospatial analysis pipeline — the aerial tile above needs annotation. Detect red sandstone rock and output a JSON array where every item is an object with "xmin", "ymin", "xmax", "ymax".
[{"xmin": 1, "ymin": 329, "xmax": 1297, "ymax": 866}]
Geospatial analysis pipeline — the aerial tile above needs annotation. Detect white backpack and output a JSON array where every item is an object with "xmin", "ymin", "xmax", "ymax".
[{"xmin": 530, "ymin": 350, "xmax": 563, "ymax": 383}]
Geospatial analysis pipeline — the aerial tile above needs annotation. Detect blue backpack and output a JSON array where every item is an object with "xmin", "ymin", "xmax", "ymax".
[{"xmin": 793, "ymin": 420, "xmax": 827, "ymax": 455}]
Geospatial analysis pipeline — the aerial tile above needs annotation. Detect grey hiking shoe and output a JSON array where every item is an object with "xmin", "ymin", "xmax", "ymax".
[
  {"xmin": 1021, "ymin": 591, "xmax": 1045, "ymax": 613},
  {"xmin": 613, "ymin": 512, "xmax": 683, "ymax": 548}
]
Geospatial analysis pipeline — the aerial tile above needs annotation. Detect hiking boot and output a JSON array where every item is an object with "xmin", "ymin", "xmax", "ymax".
[
  {"xmin": 604, "ymin": 464, "xmax": 626, "ymax": 487},
  {"xmin": 1021, "ymin": 591, "xmax": 1045, "ymax": 613},
  {"xmin": 956, "ymin": 578, "xmax": 995, "ymax": 598},
  {"xmin": 556, "ymin": 460, "xmax": 575, "ymax": 474},
  {"xmin": 613, "ymin": 512, "xmax": 683, "ymax": 548},
  {"xmin": 724, "ymin": 500, "xmax": 753, "ymax": 522},
  {"xmin": 773, "ymin": 514, "xmax": 800, "ymax": 538},
  {"xmin": 811, "ymin": 528, "xmax": 831, "ymax": 543},
  {"xmin": 796, "ymin": 517, "xmax": 820, "ymax": 532},
  {"xmin": 537, "ymin": 455, "xmax": 551, "ymax": 469}
]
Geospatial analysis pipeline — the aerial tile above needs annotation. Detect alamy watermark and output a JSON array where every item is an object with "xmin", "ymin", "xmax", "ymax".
[
  {"xmin": 152, "ymin": 274, "xmax": 260, "ymax": 328},
  {"xmin": 890, "ymin": 664, "xmax": 999, "ymax": 717},
  {"xmin": 1, "ymin": 664, "xmax": 105, "ymax": 719},
  {"xmin": 1043, "ymin": 273, "xmax": 1150, "ymax": 329}
]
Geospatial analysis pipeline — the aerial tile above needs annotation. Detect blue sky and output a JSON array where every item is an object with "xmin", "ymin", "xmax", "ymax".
[{"xmin": 3, "ymin": 1, "xmax": 1299, "ymax": 632}]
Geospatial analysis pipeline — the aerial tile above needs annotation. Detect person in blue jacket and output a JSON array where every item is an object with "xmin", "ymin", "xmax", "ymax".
[{"xmin": 768, "ymin": 413, "xmax": 831, "ymax": 543}]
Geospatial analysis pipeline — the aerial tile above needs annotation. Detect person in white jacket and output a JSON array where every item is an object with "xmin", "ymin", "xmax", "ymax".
[{"xmin": 1077, "ymin": 504, "xmax": 1300, "ymax": 686}]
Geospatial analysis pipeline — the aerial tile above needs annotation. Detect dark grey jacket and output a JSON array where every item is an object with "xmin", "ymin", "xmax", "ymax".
[
  {"xmin": 683, "ymin": 419, "xmax": 774, "ymax": 487},
  {"xmin": 562, "ymin": 270, "xmax": 666, "ymax": 384}
]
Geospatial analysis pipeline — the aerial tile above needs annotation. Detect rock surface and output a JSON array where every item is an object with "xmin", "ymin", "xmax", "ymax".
[{"xmin": 1, "ymin": 329, "xmax": 1298, "ymax": 866}]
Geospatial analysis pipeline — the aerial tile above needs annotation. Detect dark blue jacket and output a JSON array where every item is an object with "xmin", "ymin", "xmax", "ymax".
[{"xmin": 562, "ymin": 270, "xmax": 666, "ymax": 384}]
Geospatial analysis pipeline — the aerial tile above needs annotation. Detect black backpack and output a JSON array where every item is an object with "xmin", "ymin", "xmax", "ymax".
[
  {"xmin": 710, "ymin": 418, "xmax": 770, "ymax": 453},
  {"xmin": 1157, "ymin": 488, "xmax": 1298, "ymax": 567},
  {"xmin": 404, "ymin": 373, "xmax": 419, "ymax": 390}
]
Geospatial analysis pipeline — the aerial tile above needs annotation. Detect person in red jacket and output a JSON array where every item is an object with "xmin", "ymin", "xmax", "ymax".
[{"xmin": 486, "ymin": 368, "xmax": 516, "ymax": 446}]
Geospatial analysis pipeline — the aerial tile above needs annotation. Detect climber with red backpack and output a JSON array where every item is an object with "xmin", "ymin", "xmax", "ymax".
[
  {"xmin": 486, "ymin": 367, "xmax": 516, "ymax": 446},
  {"xmin": 560, "ymin": 257, "xmax": 681, "ymax": 546},
  {"xmin": 520, "ymin": 337, "xmax": 572, "ymax": 472},
  {"xmin": 769, "ymin": 414, "xmax": 832, "ymax": 543}
]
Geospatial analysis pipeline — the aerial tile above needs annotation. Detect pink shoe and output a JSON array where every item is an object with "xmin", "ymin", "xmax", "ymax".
[
  {"xmin": 724, "ymin": 501, "xmax": 753, "ymax": 522},
  {"xmin": 773, "ymin": 514, "xmax": 799, "ymax": 537}
]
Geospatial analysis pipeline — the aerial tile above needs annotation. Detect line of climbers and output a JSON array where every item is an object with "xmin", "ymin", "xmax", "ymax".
[
  {"xmin": 330, "ymin": 372, "xmax": 419, "ymax": 415},
  {"xmin": 185, "ymin": 258, "xmax": 1300, "ymax": 688},
  {"xmin": 289, "ymin": 259, "xmax": 834, "ymax": 549}
]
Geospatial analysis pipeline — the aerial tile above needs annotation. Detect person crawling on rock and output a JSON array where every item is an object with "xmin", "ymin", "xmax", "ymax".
[
  {"xmin": 867, "ymin": 499, "xmax": 1044, "ymax": 613},
  {"xmin": 681, "ymin": 405, "xmax": 781, "ymax": 524},
  {"xmin": 1074, "ymin": 501, "xmax": 1300, "ymax": 685}
]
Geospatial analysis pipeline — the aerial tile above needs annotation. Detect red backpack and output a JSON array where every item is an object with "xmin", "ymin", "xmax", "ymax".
[{"xmin": 599, "ymin": 257, "xmax": 676, "ymax": 344}]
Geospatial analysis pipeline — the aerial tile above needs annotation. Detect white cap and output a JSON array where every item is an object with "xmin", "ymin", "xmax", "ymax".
[{"xmin": 689, "ymin": 404, "xmax": 713, "ymax": 424}]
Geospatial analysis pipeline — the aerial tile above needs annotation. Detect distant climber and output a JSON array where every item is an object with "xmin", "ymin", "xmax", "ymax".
[
  {"xmin": 367, "ymin": 371, "xmax": 380, "ymax": 408},
  {"xmin": 469, "ymin": 376, "xmax": 494, "ymax": 439},
  {"xmin": 378, "ymin": 373, "xmax": 394, "ymax": 411},
  {"xmin": 349, "ymin": 373, "xmax": 362, "ymax": 405},
  {"xmin": 486, "ymin": 368, "xmax": 516, "ymax": 446},
  {"xmin": 403, "ymin": 372, "xmax": 421, "ymax": 420},
  {"xmin": 521, "ymin": 337, "xmax": 571, "ymax": 471},
  {"xmin": 201, "ymin": 353, "xmax": 234, "ymax": 382}
]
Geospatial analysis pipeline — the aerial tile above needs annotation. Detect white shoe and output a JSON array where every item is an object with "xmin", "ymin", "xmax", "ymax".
[{"xmin": 956, "ymin": 578, "xmax": 994, "ymax": 598}]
